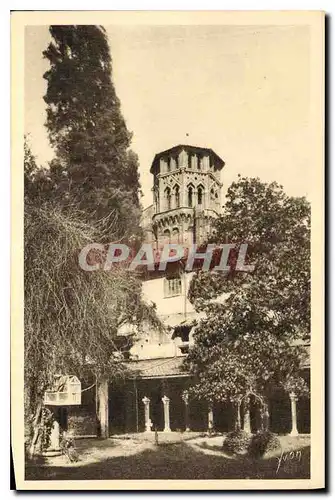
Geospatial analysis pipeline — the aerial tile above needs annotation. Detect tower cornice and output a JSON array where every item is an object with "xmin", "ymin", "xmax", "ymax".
[{"xmin": 150, "ymin": 144, "xmax": 225, "ymax": 174}]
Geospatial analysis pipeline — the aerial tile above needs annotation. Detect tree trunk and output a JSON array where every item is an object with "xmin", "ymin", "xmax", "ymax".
[{"xmin": 28, "ymin": 402, "xmax": 42, "ymax": 457}]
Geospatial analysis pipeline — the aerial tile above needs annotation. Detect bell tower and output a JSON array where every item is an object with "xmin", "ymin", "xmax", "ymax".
[{"xmin": 143, "ymin": 145, "xmax": 224, "ymax": 248}]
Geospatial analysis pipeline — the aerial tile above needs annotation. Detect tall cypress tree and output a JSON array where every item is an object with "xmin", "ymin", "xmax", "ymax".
[{"xmin": 43, "ymin": 25, "xmax": 141, "ymax": 239}]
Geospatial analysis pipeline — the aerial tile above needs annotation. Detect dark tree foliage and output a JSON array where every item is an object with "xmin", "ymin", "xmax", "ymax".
[
  {"xmin": 24, "ymin": 28, "xmax": 159, "ymax": 452},
  {"xmin": 43, "ymin": 25, "xmax": 141, "ymax": 239},
  {"xmin": 24, "ymin": 145, "xmax": 161, "ymax": 452}
]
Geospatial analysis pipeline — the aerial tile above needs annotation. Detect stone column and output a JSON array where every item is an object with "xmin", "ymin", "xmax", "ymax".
[
  {"xmin": 243, "ymin": 397, "xmax": 251, "ymax": 434},
  {"xmin": 98, "ymin": 378, "xmax": 109, "ymax": 439},
  {"xmin": 142, "ymin": 396, "xmax": 152, "ymax": 432},
  {"xmin": 208, "ymin": 405, "xmax": 214, "ymax": 433},
  {"xmin": 162, "ymin": 395, "xmax": 171, "ymax": 432},
  {"xmin": 183, "ymin": 392, "xmax": 190, "ymax": 432},
  {"xmin": 289, "ymin": 392, "xmax": 299, "ymax": 436}
]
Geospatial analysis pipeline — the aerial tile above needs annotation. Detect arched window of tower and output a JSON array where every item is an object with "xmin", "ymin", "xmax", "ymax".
[
  {"xmin": 188, "ymin": 186, "xmax": 194, "ymax": 208},
  {"xmin": 172, "ymin": 227, "xmax": 180, "ymax": 243},
  {"xmin": 163, "ymin": 228, "xmax": 171, "ymax": 244},
  {"xmin": 197, "ymin": 185, "xmax": 204, "ymax": 207},
  {"xmin": 165, "ymin": 187, "xmax": 172, "ymax": 211}
]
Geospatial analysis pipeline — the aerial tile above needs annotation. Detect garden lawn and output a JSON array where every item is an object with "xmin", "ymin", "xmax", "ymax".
[{"xmin": 25, "ymin": 434, "xmax": 310, "ymax": 481}]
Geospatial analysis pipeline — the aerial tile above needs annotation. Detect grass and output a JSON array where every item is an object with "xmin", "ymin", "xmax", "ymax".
[{"xmin": 25, "ymin": 435, "xmax": 310, "ymax": 480}]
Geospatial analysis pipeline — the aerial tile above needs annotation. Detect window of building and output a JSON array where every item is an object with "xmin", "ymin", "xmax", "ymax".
[{"xmin": 164, "ymin": 276, "xmax": 182, "ymax": 297}]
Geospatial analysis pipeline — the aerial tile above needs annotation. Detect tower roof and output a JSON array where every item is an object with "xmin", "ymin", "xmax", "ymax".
[{"xmin": 150, "ymin": 144, "xmax": 225, "ymax": 174}]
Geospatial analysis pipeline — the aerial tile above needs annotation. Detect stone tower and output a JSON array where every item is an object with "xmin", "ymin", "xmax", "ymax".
[{"xmin": 142, "ymin": 144, "xmax": 225, "ymax": 248}]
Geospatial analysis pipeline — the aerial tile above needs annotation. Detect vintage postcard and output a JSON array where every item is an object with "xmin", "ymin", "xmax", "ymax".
[{"xmin": 11, "ymin": 10, "xmax": 325, "ymax": 490}]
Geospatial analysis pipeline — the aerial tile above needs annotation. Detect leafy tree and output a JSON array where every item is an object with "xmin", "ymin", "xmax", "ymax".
[
  {"xmin": 185, "ymin": 177, "xmax": 310, "ymax": 427},
  {"xmin": 42, "ymin": 25, "xmax": 141, "ymax": 239},
  {"xmin": 24, "ymin": 25, "xmax": 158, "ymax": 450}
]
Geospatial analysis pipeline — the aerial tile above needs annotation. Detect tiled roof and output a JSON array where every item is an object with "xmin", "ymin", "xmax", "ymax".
[{"xmin": 126, "ymin": 356, "xmax": 188, "ymax": 379}]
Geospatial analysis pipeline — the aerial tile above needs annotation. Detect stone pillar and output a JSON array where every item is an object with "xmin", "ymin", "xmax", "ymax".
[
  {"xmin": 142, "ymin": 396, "xmax": 152, "ymax": 432},
  {"xmin": 162, "ymin": 395, "xmax": 171, "ymax": 432},
  {"xmin": 289, "ymin": 392, "xmax": 299, "ymax": 436},
  {"xmin": 183, "ymin": 392, "xmax": 190, "ymax": 432},
  {"xmin": 263, "ymin": 402, "xmax": 270, "ymax": 431},
  {"xmin": 98, "ymin": 378, "xmax": 109, "ymax": 439},
  {"xmin": 49, "ymin": 420, "xmax": 60, "ymax": 451},
  {"xmin": 208, "ymin": 405, "xmax": 214, "ymax": 433},
  {"xmin": 243, "ymin": 397, "xmax": 251, "ymax": 434}
]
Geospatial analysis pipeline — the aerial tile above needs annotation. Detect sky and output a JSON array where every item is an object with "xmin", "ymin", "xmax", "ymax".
[{"xmin": 25, "ymin": 24, "xmax": 311, "ymax": 208}]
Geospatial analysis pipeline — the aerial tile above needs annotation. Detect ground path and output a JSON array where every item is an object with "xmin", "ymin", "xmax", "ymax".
[{"xmin": 26, "ymin": 433, "xmax": 310, "ymax": 480}]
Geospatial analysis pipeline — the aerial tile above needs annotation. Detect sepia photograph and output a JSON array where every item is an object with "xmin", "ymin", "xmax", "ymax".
[{"xmin": 11, "ymin": 10, "xmax": 324, "ymax": 490}]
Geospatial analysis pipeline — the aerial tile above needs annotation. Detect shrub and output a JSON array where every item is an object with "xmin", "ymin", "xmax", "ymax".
[
  {"xmin": 222, "ymin": 429, "xmax": 251, "ymax": 455},
  {"xmin": 248, "ymin": 430, "xmax": 281, "ymax": 458}
]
